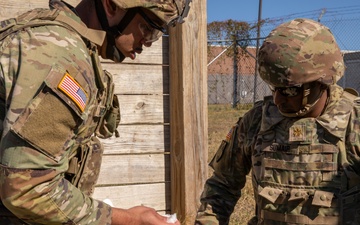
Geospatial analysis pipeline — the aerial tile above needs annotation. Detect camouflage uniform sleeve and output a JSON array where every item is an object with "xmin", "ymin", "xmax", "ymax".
[
  {"xmin": 0, "ymin": 20, "xmax": 112, "ymax": 224},
  {"xmin": 195, "ymin": 103, "xmax": 263, "ymax": 225},
  {"xmin": 346, "ymin": 100, "xmax": 360, "ymax": 180}
]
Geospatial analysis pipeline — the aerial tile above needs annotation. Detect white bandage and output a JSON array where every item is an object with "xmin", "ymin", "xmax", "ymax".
[
  {"xmin": 103, "ymin": 199, "xmax": 114, "ymax": 207},
  {"xmin": 165, "ymin": 213, "xmax": 178, "ymax": 223}
]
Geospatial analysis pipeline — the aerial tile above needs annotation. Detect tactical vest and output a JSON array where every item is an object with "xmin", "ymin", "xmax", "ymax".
[
  {"xmin": 0, "ymin": 7, "xmax": 120, "ymax": 196},
  {"xmin": 252, "ymin": 89, "xmax": 360, "ymax": 225}
]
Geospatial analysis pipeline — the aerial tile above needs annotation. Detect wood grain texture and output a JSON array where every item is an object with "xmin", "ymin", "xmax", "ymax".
[
  {"xmin": 93, "ymin": 183, "xmax": 171, "ymax": 211},
  {"xmin": 118, "ymin": 94, "xmax": 169, "ymax": 124},
  {"xmin": 169, "ymin": 0, "xmax": 209, "ymax": 223},
  {"xmin": 96, "ymin": 154, "xmax": 170, "ymax": 185},
  {"xmin": 0, "ymin": 0, "xmax": 81, "ymax": 20},
  {"xmin": 102, "ymin": 64, "xmax": 169, "ymax": 95},
  {"xmin": 102, "ymin": 124, "xmax": 170, "ymax": 154}
]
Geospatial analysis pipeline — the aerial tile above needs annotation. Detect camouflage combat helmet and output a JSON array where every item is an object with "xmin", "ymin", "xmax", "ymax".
[
  {"xmin": 258, "ymin": 18, "xmax": 344, "ymax": 88},
  {"xmin": 258, "ymin": 18, "xmax": 344, "ymax": 117},
  {"xmin": 112, "ymin": 0, "xmax": 192, "ymax": 26}
]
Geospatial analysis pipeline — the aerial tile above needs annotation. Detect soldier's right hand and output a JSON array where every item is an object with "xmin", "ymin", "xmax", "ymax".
[{"xmin": 111, "ymin": 205, "xmax": 180, "ymax": 225}]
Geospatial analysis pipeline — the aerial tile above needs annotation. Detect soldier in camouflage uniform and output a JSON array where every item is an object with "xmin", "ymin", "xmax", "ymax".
[
  {"xmin": 195, "ymin": 18, "xmax": 360, "ymax": 225},
  {"xmin": 0, "ymin": 0, "xmax": 191, "ymax": 224}
]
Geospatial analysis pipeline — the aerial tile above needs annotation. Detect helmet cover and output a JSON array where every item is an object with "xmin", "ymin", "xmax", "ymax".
[
  {"xmin": 258, "ymin": 18, "xmax": 344, "ymax": 87},
  {"xmin": 111, "ymin": 0, "xmax": 191, "ymax": 26}
]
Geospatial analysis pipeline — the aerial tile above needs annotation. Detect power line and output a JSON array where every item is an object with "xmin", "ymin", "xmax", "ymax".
[{"xmin": 246, "ymin": 5, "xmax": 360, "ymax": 25}]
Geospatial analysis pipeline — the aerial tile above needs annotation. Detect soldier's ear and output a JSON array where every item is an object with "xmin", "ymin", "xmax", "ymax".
[
  {"xmin": 103, "ymin": 0, "xmax": 118, "ymax": 17},
  {"xmin": 102, "ymin": 0, "xmax": 127, "ymax": 27}
]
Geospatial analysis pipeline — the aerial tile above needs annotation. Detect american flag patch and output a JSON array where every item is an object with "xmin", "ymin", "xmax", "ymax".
[
  {"xmin": 225, "ymin": 126, "xmax": 235, "ymax": 142},
  {"xmin": 58, "ymin": 72, "xmax": 88, "ymax": 112}
]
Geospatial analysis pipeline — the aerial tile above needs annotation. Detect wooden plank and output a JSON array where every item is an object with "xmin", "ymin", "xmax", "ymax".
[
  {"xmin": 0, "ymin": 0, "xmax": 81, "ymax": 20},
  {"xmin": 169, "ymin": 0, "xmax": 208, "ymax": 223},
  {"xmin": 101, "ymin": 124, "xmax": 170, "ymax": 154},
  {"xmin": 102, "ymin": 64, "xmax": 169, "ymax": 94},
  {"xmin": 93, "ymin": 183, "xmax": 170, "ymax": 211},
  {"xmin": 118, "ymin": 94, "xmax": 169, "ymax": 124},
  {"xmin": 0, "ymin": 1, "xmax": 46, "ymax": 20},
  {"xmin": 96, "ymin": 154, "xmax": 170, "ymax": 185}
]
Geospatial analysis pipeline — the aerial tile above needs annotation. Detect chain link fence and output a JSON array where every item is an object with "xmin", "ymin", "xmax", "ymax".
[{"xmin": 208, "ymin": 14, "xmax": 360, "ymax": 110}]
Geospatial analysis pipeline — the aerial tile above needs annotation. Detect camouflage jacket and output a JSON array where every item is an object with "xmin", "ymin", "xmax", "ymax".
[
  {"xmin": 195, "ymin": 85, "xmax": 360, "ymax": 225},
  {"xmin": 0, "ymin": 1, "xmax": 119, "ymax": 224}
]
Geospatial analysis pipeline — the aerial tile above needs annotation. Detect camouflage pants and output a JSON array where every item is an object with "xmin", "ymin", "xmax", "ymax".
[{"xmin": 0, "ymin": 202, "xmax": 27, "ymax": 225}]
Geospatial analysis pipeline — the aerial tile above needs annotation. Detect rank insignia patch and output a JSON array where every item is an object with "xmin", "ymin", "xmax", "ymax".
[
  {"xmin": 58, "ymin": 72, "xmax": 88, "ymax": 112},
  {"xmin": 289, "ymin": 124, "xmax": 306, "ymax": 142}
]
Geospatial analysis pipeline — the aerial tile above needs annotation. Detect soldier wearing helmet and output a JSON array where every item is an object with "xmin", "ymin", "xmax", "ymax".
[
  {"xmin": 78, "ymin": 0, "xmax": 191, "ymax": 62},
  {"xmin": 195, "ymin": 18, "xmax": 360, "ymax": 225},
  {"xmin": 258, "ymin": 18, "xmax": 345, "ymax": 118},
  {"xmin": 0, "ymin": 0, "xmax": 190, "ymax": 224}
]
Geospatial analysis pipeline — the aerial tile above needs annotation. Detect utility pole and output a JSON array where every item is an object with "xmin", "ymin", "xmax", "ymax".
[
  {"xmin": 253, "ymin": 0, "xmax": 262, "ymax": 103},
  {"xmin": 233, "ymin": 33, "xmax": 239, "ymax": 108}
]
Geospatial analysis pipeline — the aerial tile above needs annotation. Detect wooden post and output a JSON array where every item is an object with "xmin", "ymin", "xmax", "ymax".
[{"xmin": 169, "ymin": 0, "xmax": 208, "ymax": 223}]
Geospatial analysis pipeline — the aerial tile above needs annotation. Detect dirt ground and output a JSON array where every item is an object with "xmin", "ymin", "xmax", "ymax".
[{"xmin": 207, "ymin": 104, "xmax": 255, "ymax": 225}]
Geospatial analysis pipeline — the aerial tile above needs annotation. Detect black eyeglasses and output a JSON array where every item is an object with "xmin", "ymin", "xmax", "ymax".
[
  {"xmin": 269, "ymin": 85, "xmax": 303, "ymax": 97},
  {"xmin": 137, "ymin": 9, "xmax": 167, "ymax": 43}
]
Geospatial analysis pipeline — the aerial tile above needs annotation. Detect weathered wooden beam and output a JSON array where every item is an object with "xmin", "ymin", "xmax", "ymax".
[{"xmin": 169, "ymin": 0, "xmax": 208, "ymax": 223}]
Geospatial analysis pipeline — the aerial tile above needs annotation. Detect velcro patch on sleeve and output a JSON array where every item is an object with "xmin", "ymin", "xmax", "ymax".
[{"xmin": 58, "ymin": 72, "xmax": 88, "ymax": 112}]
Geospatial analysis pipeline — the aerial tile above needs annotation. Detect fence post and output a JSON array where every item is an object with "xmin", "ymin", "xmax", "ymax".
[{"xmin": 233, "ymin": 38, "xmax": 238, "ymax": 107}]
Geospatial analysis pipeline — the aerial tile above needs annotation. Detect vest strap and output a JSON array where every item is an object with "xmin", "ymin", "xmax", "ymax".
[
  {"xmin": 0, "ymin": 9, "xmax": 105, "ymax": 47},
  {"xmin": 261, "ymin": 210, "xmax": 339, "ymax": 225},
  {"xmin": 55, "ymin": 13, "xmax": 105, "ymax": 46}
]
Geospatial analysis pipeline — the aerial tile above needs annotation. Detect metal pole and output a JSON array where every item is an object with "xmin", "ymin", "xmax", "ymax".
[
  {"xmin": 253, "ymin": 0, "xmax": 262, "ymax": 103},
  {"xmin": 233, "ymin": 38, "xmax": 238, "ymax": 108}
]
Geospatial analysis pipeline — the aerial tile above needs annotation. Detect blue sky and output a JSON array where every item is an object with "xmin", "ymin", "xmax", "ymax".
[
  {"xmin": 207, "ymin": 0, "xmax": 360, "ymax": 23},
  {"xmin": 207, "ymin": 0, "xmax": 360, "ymax": 50}
]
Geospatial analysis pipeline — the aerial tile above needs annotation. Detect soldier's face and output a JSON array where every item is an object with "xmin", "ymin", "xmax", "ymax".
[
  {"xmin": 114, "ymin": 13, "xmax": 147, "ymax": 60},
  {"xmin": 272, "ymin": 82, "xmax": 327, "ymax": 117},
  {"xmin": 272, "ymin": 87, "xmax": 304, "ymax": 114},
  {"xmin": 114, "ymin": 10, "xmax": 164, "ymax": 60}
]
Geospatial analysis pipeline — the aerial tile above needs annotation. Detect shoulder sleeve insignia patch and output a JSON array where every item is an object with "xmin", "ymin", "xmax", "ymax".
[
  {"xmin": 58, "ymin": 72, "xmax": 88, "ymax": 112},
  {"xmin": 225, "ymin": 125, "xmax": 235, "ymax": 142}
]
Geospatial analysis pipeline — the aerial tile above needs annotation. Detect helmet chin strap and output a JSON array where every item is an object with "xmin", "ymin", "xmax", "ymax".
[
  {"xmin": 279, "ymin": 83, "xmax": 324, "ymax": 118},
  {"xmin": 94, "ymin": 0, "xmax": 137, "ymax": 62}
]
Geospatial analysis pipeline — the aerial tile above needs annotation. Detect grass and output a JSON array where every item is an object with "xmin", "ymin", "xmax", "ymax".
[{"xmin": 207, "ymin": 104, "xmax": 256, "ymax": 225}]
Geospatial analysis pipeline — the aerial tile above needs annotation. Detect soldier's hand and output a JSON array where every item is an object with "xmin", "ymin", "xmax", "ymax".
[{"xmin": 111, "ymin": 205, "xmax": 180, "ymax": 225}]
